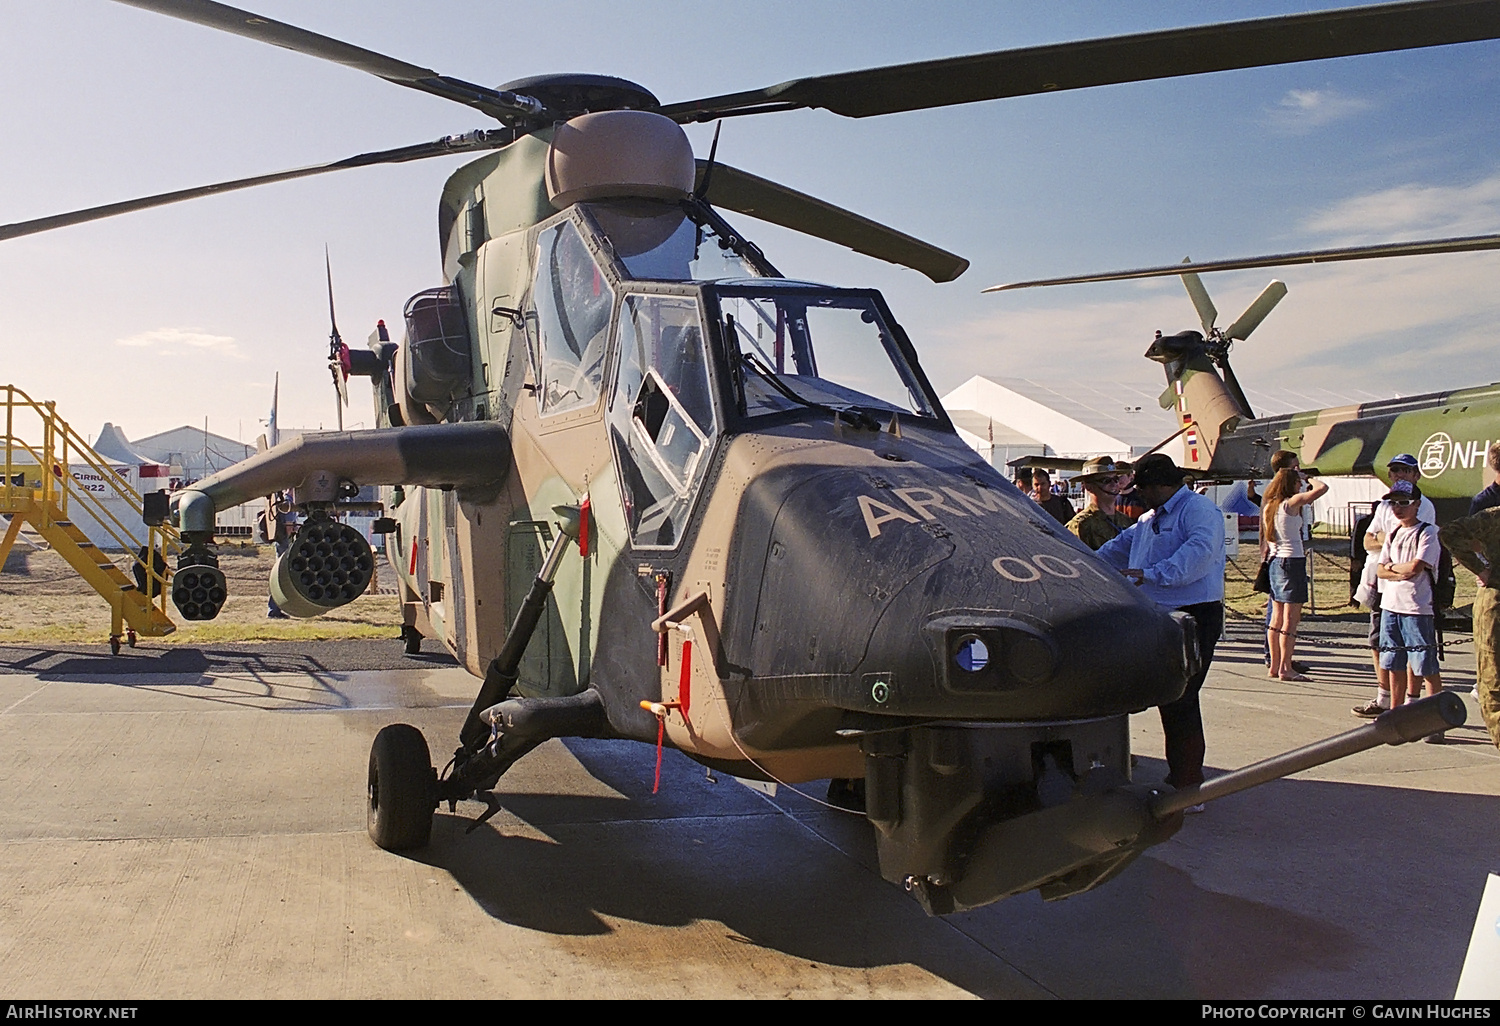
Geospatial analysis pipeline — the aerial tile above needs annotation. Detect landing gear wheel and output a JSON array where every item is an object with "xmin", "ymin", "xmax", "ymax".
[
  {"xmin": 367, "ymin": 723, "xmax": 436, "ymax": 851},
  {"xmin": 402, "ymin": 626, "xmax": 422, "ymax": 655},
  {"xmin": 109, "ymin": 635, "xmax": 121, "ymax": 656},
  {"xmin": 126, "ymin": 629, "xmax": 137, "ymax": 649}
]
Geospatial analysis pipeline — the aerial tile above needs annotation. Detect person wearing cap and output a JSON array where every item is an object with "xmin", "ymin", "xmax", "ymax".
[
  {"xmin": 1096, "ymin": 453, "xmax": 1226, "ymax": 798},
  {"xmin": 1439, "ymin": 507, "xmax": 1500, "ymax": 749},
  {"xmin": 1065, "ymin": 456, "xmax": 1133, "ymax": 550},
  {"xmin": 1373, "ymin": 480, "xmax": 1445, "ymax": 738},
  {"xmin": 1353, "ymin": 453, "xmax": 1437, "ymax": 717}
]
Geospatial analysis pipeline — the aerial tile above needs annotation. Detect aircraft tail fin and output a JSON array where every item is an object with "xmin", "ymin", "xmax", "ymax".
[{"xmin": 1145, "ymin": 330, "xmax": 1252, "ymax": 471}]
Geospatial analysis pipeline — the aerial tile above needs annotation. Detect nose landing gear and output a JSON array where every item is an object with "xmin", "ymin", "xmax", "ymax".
[{"xmin": 367, "ymin": 723, "xmax": 438, "ymax": 851}]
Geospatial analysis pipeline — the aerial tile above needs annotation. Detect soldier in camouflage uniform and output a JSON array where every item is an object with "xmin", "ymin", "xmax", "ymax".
[
  {"xmin": 1438, "ymin": 508, "xmax": 1500, "ymax": 749},
  {"xmin": 1066, "ymin": 456, "xmax": 1134, "ymax": 550}
]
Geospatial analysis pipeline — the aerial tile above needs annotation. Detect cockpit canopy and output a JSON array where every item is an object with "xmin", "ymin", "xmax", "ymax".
[{"xmin": 521, "ymin": 201, "xmax": 946, "ymax": 548}]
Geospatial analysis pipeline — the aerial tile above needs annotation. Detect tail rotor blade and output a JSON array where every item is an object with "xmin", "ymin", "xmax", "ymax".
[
  {"xmin": 1225, "ymin": 280, "xmax": 1288, "ymax": 340},
  {"xmin": 1180, "ymin": 262, "xmax": 1217, "ymax": 334}
]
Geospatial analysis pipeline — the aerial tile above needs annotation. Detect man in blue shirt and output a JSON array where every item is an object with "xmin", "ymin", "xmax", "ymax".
[
  {"xmin": 1471, "ymin": 442, "xmax": 1500, "ymax": 515},
  {"xmin": 1097, "ymin": 453, "xmax": 1226, "ymax": 798}
]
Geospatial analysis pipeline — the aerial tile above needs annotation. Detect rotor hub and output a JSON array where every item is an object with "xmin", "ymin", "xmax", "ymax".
[{"xmin": 499, "ymin": 74, "xmax": 660, "ymax": 120}]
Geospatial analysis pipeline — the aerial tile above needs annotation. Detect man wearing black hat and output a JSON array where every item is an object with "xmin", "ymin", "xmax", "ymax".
[{"xmin": 1096, "ymin": 453, "xmax": 1226, "ymax": 802}]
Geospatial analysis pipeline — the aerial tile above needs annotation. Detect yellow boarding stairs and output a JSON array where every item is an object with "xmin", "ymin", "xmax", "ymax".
[{"xmin": 1, "ymin": 385, "xmax": 178, "ymax": 652}]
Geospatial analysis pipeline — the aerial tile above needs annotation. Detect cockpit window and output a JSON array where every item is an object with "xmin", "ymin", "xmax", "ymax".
[
  {"xmin": 584, "ymin": 201, "xmax": 766, "ymax": 282},
  {"xmin": 608, "ymin": 293, "xmax": 718, "ymax": 549},
  {"xmin": 716, "ymin": 289, "xmax": 937, "ymax": 420},
  {"xmin": 528, "ymin": 219, "xmax": 615, "ymax": 416}
]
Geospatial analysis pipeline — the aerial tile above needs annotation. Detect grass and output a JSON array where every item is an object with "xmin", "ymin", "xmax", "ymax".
[
  {"xmin": 1224, "ymin": 539, "xmax": 1479, "ymax": 623},
  {"xmin": 0, "ymin": 543, "xmax": 403, "ymax": 645}
]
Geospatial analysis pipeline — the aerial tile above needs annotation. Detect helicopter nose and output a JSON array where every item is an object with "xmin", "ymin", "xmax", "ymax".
[{"xmin": 726, "ymin": 466, "xmax": 1191, "ymax": 724}]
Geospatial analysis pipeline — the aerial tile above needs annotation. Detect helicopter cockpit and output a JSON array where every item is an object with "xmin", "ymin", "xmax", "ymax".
[{"xmin": 524, "ymin": 199, "xmax": 944, "ymax": 549}]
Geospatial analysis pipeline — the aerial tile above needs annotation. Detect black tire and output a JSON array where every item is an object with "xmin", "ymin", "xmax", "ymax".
[
  {"xmin": 109, "ymin": 637, "xmax": 120, "ymax": 656},
  {"xmin": 367, "ymin": 723, "xmax": 435, "ymax": 851},
  {"xmin": 403, "ymin": 629, "xmax": 422, "ymax": 655}
]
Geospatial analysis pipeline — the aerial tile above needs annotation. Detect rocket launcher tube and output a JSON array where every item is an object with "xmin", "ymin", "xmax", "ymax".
[{"xmin": 1151, "ymin": 693, "xmax": 1466, "ymax": 819}]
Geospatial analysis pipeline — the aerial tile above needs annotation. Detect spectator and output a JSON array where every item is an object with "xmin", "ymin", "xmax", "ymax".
[
  {"xmin": 1439, "ymin": 506, "xmax": 1500, "ymax": 750},
  {"xmin": 259, "ymin": 492, "xmax": 296, "ymax": 620},
  {"xmin": 1253, "ymin": 451, "xmax": 1311, "ymax": 675},
  {"xmin": 1470, "ymin": 441, "xmax": 1500, "ymax": 514},
  {"xmin": 1096, "ymin": 453, "xmax": 1225, "ymax": 803},
  {"xmin": 1029, "ymin": 468, "xmax": 1076, "ymax": 524},
  {"xmin": 1353, "ymin": 454, "xmax": 1436, "ymax": 717},
  {"xmin": 1374, "ymin": 480, "xmax": 1445, "ymax": 741},
  {"xmin": 1066, "ymin": 456, "xmax": 1133, "ymax": 550},
  {"xmin": 1261, "ymin": 466, "xmax": 1328, "ymax": 680},
  {"xmin": 1013, "ymin": 466, "xmax": 1034, "ymax": 495}
]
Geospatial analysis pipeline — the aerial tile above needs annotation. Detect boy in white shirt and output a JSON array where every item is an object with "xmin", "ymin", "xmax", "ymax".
[
  {"xmin": 1375, "ymin": 480, "xmax": 1444, "ymax": 739},
  {"xmin": 1353, "ymin": 454, "xmax": 1438, "ymax": 717}
]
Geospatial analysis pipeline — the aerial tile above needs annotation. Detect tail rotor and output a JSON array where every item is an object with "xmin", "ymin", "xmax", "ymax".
[{"xmin": 1174, "ymin": 261, "xmax": 1287, "ymax": 422}]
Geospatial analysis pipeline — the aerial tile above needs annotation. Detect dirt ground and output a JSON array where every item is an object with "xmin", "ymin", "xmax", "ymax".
[{"xmin": 0, "ymin": 539, "xmax": 403, "ymax": 644}]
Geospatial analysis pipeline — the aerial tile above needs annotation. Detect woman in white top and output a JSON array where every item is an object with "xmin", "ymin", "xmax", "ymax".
[{"xmin": 1261, "ymin": 467, "xmax": 1329, "ymax": 681}]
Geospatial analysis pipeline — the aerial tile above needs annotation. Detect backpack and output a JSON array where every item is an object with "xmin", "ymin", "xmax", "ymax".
[
  {"xmin": 1417, "ymin": 521, "xmax": 1457, "ymax": 611},
  {"xmin": 1350, "ymin": 512, "xmax": 1375, "ymax": 604}
]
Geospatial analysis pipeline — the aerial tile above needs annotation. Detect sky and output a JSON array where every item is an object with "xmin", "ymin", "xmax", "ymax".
[{"xmin": 1, "ymin": 0, "xmax": 1498, "ymax": 443}]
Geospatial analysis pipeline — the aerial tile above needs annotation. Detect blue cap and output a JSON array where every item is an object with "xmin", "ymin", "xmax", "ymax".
[{"xmin": 1388, "ymin": 453, "xmax": 1419, "ymax": 468}]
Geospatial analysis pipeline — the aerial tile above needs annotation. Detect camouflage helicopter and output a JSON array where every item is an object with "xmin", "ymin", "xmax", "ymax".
[
  {"xmin": 3, "ymin": 0, "xmax": 1485, "ymax": 915},
  {"xmin": 989, "ymin": 233, "xmax": 1500, "ymax": 524}
]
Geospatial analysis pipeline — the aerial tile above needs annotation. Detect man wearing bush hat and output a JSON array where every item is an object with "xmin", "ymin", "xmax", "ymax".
[
  {"xmin": 1096, "ymin": 453, "xmax": 1226, "ymax": 801},
  {"xmin": 1065, "ymin": 455, "xmax": 1134, "ymax": 550}
]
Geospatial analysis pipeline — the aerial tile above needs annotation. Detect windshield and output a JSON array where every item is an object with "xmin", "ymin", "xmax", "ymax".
[
  {"xmin": 715, "ymin": 288, "xmax": 936, "ymax": 419},
  {"xmin": 584, "ymin": 201, "xmax": 766, "ymax": 282}
]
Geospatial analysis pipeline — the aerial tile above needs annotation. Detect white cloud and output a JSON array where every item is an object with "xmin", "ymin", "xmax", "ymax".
[
  {"xmin": 1262, "ymin": 89, "xmax": 1372, "ymax": 134},
  {"xmin": 114, "ymin": 327, "xmax": 239, "ymax": 356},
  {"xmin": 1301, "ymin": 173, "xmax": 1500, "ymax": 244}
]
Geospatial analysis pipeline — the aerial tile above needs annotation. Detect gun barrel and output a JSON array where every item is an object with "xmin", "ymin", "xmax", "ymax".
[{"xmin": 1151, "ymin": 692, "xmax": 1465, "ymax": 819}]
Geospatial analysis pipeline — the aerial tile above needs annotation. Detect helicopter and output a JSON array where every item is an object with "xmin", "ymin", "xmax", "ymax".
[
  {"xmin": 988, "ymin": 234, "xmax": 1500, "ymax": 524},
  {"xmin": 1, "ymin": 0, "xmax": 1486, "ymax": 915}
]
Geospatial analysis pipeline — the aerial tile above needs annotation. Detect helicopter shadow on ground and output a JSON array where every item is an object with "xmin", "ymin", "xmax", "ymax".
[
  {"xmin": 407, "ymin": 738, "xmax": 1042, "ymax": 996},
  {"xmin": 0, "ymin": 644, "xmax": 359, "ymax": 711},
  {"xmin": 400, "ymin": 738, "xmax": 1491, "ymax": 997}
]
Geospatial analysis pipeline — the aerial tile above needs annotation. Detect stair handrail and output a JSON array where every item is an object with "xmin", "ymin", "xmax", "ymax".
[{"xmin": 2, "ymin": 384, "xmax": 180, "ymax": 612}]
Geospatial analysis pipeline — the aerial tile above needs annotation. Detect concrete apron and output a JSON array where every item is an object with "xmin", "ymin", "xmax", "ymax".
[{"xmin": 0, "ymin": 624, "xmax": 1495, "ymax": 999}]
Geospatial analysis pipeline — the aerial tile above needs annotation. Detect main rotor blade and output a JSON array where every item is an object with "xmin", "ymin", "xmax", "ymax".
[
  {"xmin": 112, "ymin": 0, "xmax": 543, "ymax": 122},
  {"xmin": 0, "ymin": 131, "xmax": 514, "ymax": 243},
  {"xmin": 699, "ymin": 162, "xmax": 969, "ymax": 282},
  {"xmin": 982, "ymin": 233, "xmax": 1500, "ymax": 291},
  {"xmin": 1224, "ymin": 280, "xmax": 1288, "ymax": 340},
  {"xmin": 1180, "ymin": 265, "xmax": 1218, "ymax": 334},
  {"xmin": 661, "ymin": 0, "xmax": 1500, "ymax": 122}
]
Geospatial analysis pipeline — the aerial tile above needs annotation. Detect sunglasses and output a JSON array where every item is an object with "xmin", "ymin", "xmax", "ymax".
[{"xmin": 1389, "ymin": 499, "xmax": 1417, "ymax": 507}]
